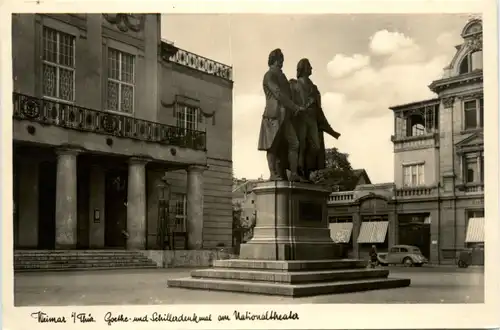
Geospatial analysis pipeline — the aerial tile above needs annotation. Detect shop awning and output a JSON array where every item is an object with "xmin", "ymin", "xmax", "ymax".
[
  {"xmin": 329, "ymin": 222, "xmax": 353, "ymax": 243},
  {"xmin": 465, "ymin": 217, "xmax": 484, "ymax": 243},
  {"xmin": 357, "ymin": 221, "xmax": 389, "ymax": 244}
]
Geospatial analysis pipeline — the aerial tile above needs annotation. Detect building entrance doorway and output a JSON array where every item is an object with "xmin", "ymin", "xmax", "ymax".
[
  {"xmin": 104, "ymin": 169, "xmax": 128, "ymax": 248},
  {"xmin": 38, "ymin": 160, "xmax": 57, "ymax": 249},
  {"xmin": 398, "ymin": 214, "xmax": 430, "ymax": 259}
]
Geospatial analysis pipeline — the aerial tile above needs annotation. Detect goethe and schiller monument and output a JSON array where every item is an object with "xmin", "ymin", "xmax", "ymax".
[{"xmin": 168, "ymin": 49, "xmax": 410, "ymax": 297}]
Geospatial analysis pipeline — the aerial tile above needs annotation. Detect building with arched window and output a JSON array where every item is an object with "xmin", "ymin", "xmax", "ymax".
[{"xmin": 328, "ymin": 18, "xmax": 484, "ymax": 265}]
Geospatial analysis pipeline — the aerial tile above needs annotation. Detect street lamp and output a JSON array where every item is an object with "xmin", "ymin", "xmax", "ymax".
[{"xmin": 157, "ymin": 174, "xmax": 172, "ymax": 251}]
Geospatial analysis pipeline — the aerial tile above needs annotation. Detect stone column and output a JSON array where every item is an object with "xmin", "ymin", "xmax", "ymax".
[
  {"xmin": 126, "ymin": 157, "xmax": 149, "ymax": 250},
  {"xmin": 186, "ymin": 165, "xmax": 206, "ymax": 250},
  {"xmin": 352, "ymin": 210, "xmax": 361, "ymax": 258},
  {"xmin": 429, "ymin": 209, "xmax": 440, "ymax": 265},
  {"xmin": 55, "ymin": 148, "xmax": 80, "ymax": 249},
  {"xmin": 388, "ymin": 203, "xmax": 398, "ymax": 248}
]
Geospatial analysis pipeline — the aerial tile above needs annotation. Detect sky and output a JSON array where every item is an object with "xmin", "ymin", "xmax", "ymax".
[{"xmin": 161, "ymin": 14, "xmax": 473, "ymax": 183}]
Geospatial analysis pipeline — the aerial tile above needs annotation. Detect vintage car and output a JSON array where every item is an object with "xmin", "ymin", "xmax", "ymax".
[{"xmin": 377, "ymin": 244, "xmax": 428, "ymax": 267}]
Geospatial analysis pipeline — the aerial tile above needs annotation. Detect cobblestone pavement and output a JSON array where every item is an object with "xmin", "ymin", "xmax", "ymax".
[{"xmin": 13, "ymin": 266, "xmax": 484, "ymax": 306}]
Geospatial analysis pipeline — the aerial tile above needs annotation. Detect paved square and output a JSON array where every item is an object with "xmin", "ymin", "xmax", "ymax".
[{"xmin": 14, "ymin": 266, "xmax": 484, "ymax": 305}]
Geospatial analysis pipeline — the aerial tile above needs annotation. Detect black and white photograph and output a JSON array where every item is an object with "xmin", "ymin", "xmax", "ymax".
[{"xmin": 1, "ymin": 0, "xmax": 499, "ymax": 329}]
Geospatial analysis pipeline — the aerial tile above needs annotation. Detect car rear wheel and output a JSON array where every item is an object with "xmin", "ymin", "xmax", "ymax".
[{"xmin": 403, "ymin": 257, "xmax": 413, "ymax": 267}]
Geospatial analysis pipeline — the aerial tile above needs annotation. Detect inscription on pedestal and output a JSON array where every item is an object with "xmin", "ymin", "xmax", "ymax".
[{"xmin": 298, "ymin": 201, "xmax": 322, "ymax": 222}]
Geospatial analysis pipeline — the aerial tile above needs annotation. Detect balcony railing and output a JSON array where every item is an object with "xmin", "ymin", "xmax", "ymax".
[
  {"xmin": 328, "ymin": 191, "xmax": 354, "ymax": 204},
  {"xmin": 13, "ymin": 93, "xmax": 206, "ymax": 151},
  {"xmin": 392, "ymin": 133, "xmax": 438, "ymax": 151},
  {"xmin": 161, "ymin": 41, "xmax": 233, "ymax": 81},
  {"xmin": 396, "ymin": 186, "xmax": 436, "ymax": 198},
  {"xmin": 464, "ymin": 183, "xmax": 484, "ymax": 193}
]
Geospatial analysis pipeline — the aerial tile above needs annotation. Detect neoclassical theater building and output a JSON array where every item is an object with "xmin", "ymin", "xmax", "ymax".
[
  {"xmin": 328, "ymin": 18, "xmax": 484, "ymax": 265},
  {"xmin": 12, "ymin": 14, "xmax": 233, "ymax": 253}
]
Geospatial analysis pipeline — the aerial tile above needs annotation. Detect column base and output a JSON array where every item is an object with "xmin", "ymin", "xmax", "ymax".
[
  {"xmin": 239, "ymin": 241, "xmax": 344, "ymax": 260},
  {"xmin": 55, "ymin": 243, "xmax": 77, "ymax": 250},
  {"xmin": 127, "ymin": 242, "xmax": 145, "ymax": 250}
]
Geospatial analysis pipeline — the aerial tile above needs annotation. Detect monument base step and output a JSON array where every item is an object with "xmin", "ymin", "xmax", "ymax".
[
  {"xmin": 191, "ymin": 268, "xmax": 390, "ymax": 283},
  {"xmin": 167, "ymin": 277, "xmax": 411, "ymax": 297},
  {"xmin": 212, "ymin": 259, "xmax": 367, "ymax": 271},
  {"xmin": 167, "ymin": 258, "xmax": 411, "ymax": 297}
]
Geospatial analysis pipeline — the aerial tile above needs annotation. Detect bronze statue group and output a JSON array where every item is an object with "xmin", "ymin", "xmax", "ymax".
[{"xmin": 258, "ymin": 48, "xmax": 341, "ymax": 182}]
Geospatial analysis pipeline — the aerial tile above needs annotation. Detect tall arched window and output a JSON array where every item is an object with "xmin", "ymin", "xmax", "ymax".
[{"xmin": 459, "ymin": 50, "xmax": 483, "ymax": 74}]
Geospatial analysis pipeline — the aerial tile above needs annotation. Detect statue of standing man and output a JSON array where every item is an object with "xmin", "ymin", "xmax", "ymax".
[
  {"xmin": 289, "ymin": 58, "xmax": 341, "ymax": 181},
  {"xmin": 257, "ymin": 49, "xmax": 306, "ymax": 182}
]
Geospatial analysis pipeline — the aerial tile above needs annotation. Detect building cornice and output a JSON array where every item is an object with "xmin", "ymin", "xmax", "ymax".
[
  {"xmin": 428, "ymin": 70, "xmax": 483, "ymax": 93},
  {"xmin": 160, "ymin": 41, "xmax": 233, "ymax": 82},
  {"xmin": 389, "ymin": 98, "xmax": 440, "ymax": 112}
]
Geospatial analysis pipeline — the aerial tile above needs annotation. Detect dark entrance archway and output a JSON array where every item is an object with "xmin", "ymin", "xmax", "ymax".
[
  {"xmin": 104, "ymin": 168, "xmax": 128, "ymax": 248},
  {"xmin": 38, "ymin": 160, "xmax": 57, "ymax": 249}
]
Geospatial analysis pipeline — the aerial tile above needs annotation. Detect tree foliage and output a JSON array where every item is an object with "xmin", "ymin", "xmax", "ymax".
[
  {"xmin": 311, "ymin": 147, "xmax": 358, "ymax": 191},
  {"xmin": 232, "ymin": 201, "xmax": 255, "ymax": 231}
]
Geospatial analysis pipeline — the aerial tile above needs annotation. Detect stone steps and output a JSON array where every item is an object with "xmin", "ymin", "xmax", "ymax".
[
  {"xmin": 167, "ymin": 258, "xmax": 411, "ymax": 297},
  {"xmin": 14, "ymin": 250, "xmax": 158, "ymax": 272},
  {"xmin": 167, "ymin": 277, "xmax": 411, "ymax": 297},
  {"xmin": 191, "ymin": 268, "xmax": 390, "ymax": 284},
  {"xmin": 16, "ymin": 265, "xmax": 158, "ymax": 272},
  {"xmin": 212, "ymin": 259, "xmax": 367, "ymax": 271},
  {"xmin": 15, "ymin": 255, "xmax": 153, "ymax": 261}
]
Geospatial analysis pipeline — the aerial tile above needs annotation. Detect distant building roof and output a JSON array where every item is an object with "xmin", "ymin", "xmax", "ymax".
[
  {"xmin": 353, "ymin": 169, "xmax": 371, "ymax": 185},
  {"xmin": 331, "ymin": 169, "xmax": 372, "ymax": 192},
  {"xmin": 232, "ymin": 178, "xmax": 263, "ymax": 195},
  {"xmin": 389, "ymin": 98, "xmax": 440, "ymax": 111}
]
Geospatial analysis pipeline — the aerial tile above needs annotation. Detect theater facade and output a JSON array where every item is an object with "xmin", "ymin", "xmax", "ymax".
[
  {"xmin": 12, "ymin": 14, "xmax": 233, "ymax": 252},
  {"xmin": 327, "ymin": 18, "xmax": 484, "ymax": 265}
]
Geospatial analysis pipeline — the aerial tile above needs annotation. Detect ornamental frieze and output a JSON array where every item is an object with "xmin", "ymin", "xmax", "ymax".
[
  {"xmin": 456, "ymin": 92, "xmax": 483, "ymax": 100},
  {"xmin": 103, "ymin": 14, "xmax": 146, "ymax": 33},
  {"xmin": 465, "ymin": 34, "xmax": 483, "ymax": 52},
  {"xmin": 441, "ymin": 97, "xmax": 455, "ymax": 108}
]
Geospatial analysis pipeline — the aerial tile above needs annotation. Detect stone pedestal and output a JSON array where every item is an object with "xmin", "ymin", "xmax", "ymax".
[
  {"xmin": 240, "ymin": 181, "xmax": 342, "ymax": 260},
  {"xmin": 55, "ymin": 148, "xmax": 79, "ymax": 249},
  {"xmin": 126, "ymin": 157, "xmax": 148, "ymax": 250},
  {"xmin": 186, "ymin": 165, "xmax": 206, "ymax": 250},
  {"xmin": 168, "ymin": 181, "xmax": 411, "ymax": 297}
]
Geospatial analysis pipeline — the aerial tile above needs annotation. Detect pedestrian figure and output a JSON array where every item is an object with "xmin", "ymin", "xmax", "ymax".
[{"xmin": 369, "ymin": 245, "xmax": 378, "ymax": 268}]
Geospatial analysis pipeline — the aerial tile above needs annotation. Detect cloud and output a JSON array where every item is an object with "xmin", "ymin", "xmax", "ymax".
[
  {"xmin": 326, "ymin": 54, "xmax": 371, "ymax": 79},
  {"xmin": 319, "ymin": 30, "xmax": 454, "ymax": 183},
  {"xmin": 369, "ymin": 30, "xmax": 427, "ymax": 64},
  {"xmin": 369, "ymin": 30, "xmax": 416, "ymax": 55},
  {"xmin": 436, "ymin": 31, "xmax": 461, "ymax": 49}
]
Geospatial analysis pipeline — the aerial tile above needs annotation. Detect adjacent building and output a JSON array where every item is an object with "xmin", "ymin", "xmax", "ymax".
[
  {"xmin": 12, "ymin": 14, "xmax": 233, "ymax": 252},
  {"xmin": 328, "ymin": 18, "xmax": 484, "ymax": 264}
]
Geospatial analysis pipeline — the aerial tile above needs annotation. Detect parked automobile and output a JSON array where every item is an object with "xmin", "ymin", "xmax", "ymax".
[{"xmin": 377, "ymin": 245, "xmax": 428, "ymax": 267}]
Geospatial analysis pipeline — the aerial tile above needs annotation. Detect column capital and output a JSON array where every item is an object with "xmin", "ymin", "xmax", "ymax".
[
  {"xmin": 129, "ymin": 156, "xmax": 151, "ymax": 166},
  {"xmin": 55, "ymin": 146, "xmax": 83, "ymax": 156},
  {"xmin": 187, "ymin": 164, "xmax": 209, "ymax": 173},
  {"xmin": 441, "ymin": 97, "xmax": 455, "ymax": 108}
]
